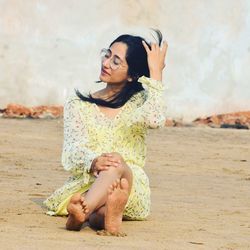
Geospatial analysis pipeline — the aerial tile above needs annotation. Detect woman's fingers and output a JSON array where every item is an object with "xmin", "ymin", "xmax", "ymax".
[
  {"xmin": 101, "ymin": 160, "xmax": 120, "ymax": 168},
  {"xmin": 151, "ymin": 42, "xmax": 156, "ymax": 52},
  {"xmin": 95, "ymin": 159, "xmax": 121, "ymax": 172},
  {"xmin": 106, "ymin": 155, "xmax": 121, "ymax": 162},
  {"xmin": 101, "ymin": 153, "xmax": 120, "ymax": 162},
  {"xmin": 161, "ymin": 40, "xmax": 168, "ymax": 59},
  {"xmin": 101, "ymin": 154, "xmax": 121, "ymax": 164},
  {"xmin": 98, "ymin": 165, "xmax": 110, "ymax": 171},
  {"xmin": 143, "ymin": 39, "xmax": 168, "ymax": 53},
  {"xmin": 95, "ymin": 152, "xmax": 124, "ymax": 174},
  {"xmin": 142, "ymin": 40, "xmax": 150, "ymax": 54}
]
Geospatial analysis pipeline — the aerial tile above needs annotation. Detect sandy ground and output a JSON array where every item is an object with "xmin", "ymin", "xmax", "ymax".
[{"xmin": 0, "ymin": 118, "xmax": 250, "ymax": 250}]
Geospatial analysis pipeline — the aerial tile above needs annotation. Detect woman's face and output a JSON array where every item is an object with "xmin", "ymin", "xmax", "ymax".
[{"xmin": 99, "ymin": 42, "xmax": 130, "ymax": 84}]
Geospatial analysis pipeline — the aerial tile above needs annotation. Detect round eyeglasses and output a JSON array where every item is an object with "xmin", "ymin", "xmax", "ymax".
[{"xmin": 100, "ymin": 48, "xmax": 126, "ymax": 70}]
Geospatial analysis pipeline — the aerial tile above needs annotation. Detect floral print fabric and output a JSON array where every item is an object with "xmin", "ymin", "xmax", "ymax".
[{"xmin": 44, "ymin": 76, "xmax": 166, "ymax": 220}]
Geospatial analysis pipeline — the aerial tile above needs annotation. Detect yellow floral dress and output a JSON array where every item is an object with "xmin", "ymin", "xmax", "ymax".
[{"xmin": 44, "ymin": 76, "xmax": 166, "ymax": 220}]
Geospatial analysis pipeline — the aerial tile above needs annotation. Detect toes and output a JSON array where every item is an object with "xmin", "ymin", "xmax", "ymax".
[
  {"xmin": 81, "ymin": 201, "xmax": 88, "ymax": 209},
  {"xmin": 108, "ymin": 179, "xmax": 124, "ymax": 196},
  {"xmin": 110, "ymin": 181, "xmax": 117, "ymax": 191},
  {"xmin": 80, "ymin": 196, "xmax": 84, "ymax": 203},
  {"xmin": 81, "ymin": 202, "xmax": 86, "ymax": 210},
  {"xmin": 113, "ymin": 179, "xmax": 120, "ymax": 189},
  {"xmin": 70, "ymin": 193, "xmax": 82, "ymax": 204},
  {"xmin": 82, "ymin": 206, "xmax": 89, "ymax": 213},
  {"xmin": 81, "ymin": 198, "xmax": 86, "ymax": 205},
  {"xmin": 115, "ymin": 179, "xmax": 120, "ymax": 187},
  {"xmin": 109, "ymin": 179, "xmax": 120, "ymax": 192},
  {"xmin": 108, "ymin": 186, "xmax": 113, "ymax": 195},
  {"xmin": 110, "ymin": 183, "xmax": 115, "ymax": 190},
  {"xmin": 81, "ymin": 202, "xmax": 89, "ymax": 214},
  {"xmin": 120, "ymin": 178, "xmax": 129, "ymax": 191},
  {"xmin": 80, "ymin": 199, "xmax": 86, "ymax": 207},
  {"xmin": 79, "ymin": 197, "xmax": 90, "ymax": 214}
]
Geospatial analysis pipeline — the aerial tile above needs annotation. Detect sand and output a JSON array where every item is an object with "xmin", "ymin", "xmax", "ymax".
[{"xmin": 0, "ymin": 118, "xmax": 250, "ymax": 250}]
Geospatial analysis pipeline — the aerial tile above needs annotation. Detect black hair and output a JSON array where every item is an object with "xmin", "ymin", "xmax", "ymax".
[{"xmin": 75, "ymin": 29, "xmax": 163, "ymax": 108}]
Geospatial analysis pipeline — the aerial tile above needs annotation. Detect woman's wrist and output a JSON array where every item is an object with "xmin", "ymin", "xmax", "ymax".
[{"xmin": 149, "ymin": 70, "xmax": 162, "ymax": 81}]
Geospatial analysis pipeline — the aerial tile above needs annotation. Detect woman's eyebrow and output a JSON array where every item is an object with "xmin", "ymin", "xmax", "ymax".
[
  {"xmin": 113, "ymin": 54, "xmax": 123, "ymax": 61},
  {"xmin": 109, "ymin": 49, "xmax": 124, "ymax": 61}
]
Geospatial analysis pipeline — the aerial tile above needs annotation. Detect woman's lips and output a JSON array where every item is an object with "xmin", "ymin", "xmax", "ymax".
[{"xmin": 101, "ymin": 68, "xmax": 110, "ymax": 76}]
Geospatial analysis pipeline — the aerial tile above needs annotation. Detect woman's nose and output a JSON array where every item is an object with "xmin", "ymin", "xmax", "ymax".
[{"xmin": 102, "ymin": 57, "xmax": 111, "ymax": 68}]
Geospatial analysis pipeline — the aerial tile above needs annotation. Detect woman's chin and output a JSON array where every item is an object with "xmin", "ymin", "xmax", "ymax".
[{"xmin": 99, "ymin": 74, "xmax": 109, "ymax": 82}]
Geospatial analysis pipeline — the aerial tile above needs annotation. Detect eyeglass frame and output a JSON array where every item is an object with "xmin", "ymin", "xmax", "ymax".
[{"xmin": 100, "ymin": 48, "xmax": 127, "ymax": 71}]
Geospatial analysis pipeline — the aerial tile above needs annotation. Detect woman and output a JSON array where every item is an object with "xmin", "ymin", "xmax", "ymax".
[{"xmin": 44, "ymin": 30, "xmax": 168, "ymax": 236}]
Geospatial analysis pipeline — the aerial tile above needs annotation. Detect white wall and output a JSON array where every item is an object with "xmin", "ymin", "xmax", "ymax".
[{"xmin": 0, "ymin": 0, "xmax": 249, "ymax": 120}]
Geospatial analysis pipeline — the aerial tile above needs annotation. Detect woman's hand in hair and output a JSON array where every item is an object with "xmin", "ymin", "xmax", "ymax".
[
  {"xmin": 142, "ymin": 40, "xmax": 168, "ymax": 81},
  {"xmin": 90, "ymin": 153, "xmax": 122, "ymax": 177}
]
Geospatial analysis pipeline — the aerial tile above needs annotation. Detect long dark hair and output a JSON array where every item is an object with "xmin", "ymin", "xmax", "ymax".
[{"xmin": 76, "ymin": 29, "xmax": 163, "ymax": 108}]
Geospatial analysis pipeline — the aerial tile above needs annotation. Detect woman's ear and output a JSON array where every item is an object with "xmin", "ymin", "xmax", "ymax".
[{"xmin": 127, "ymin": 77, "xmax": 133, "ymax": 82}]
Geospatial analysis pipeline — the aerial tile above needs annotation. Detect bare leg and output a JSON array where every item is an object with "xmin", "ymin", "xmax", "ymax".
[
  {"xmin": 90, "ymin": 178, "xmax": 129, "ymax": 236},
  {"xmin": 84, "ymin": 153, "xmax": 132, "ymax": 215},
  {"xmin": 89, "ymin": 206, "xmax": 105, "ymax": 230},
  {"xmin": 66, "ymin": 153, "xmax": 133, "ymax": 231}
]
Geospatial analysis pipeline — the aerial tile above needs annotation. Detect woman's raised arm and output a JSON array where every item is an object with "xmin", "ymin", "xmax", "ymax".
[
  {"xmin": 142, "ymin": 40, "xmax": 168, "ymax": 81},
  {"xmin": 128, "ymin": 40, "xmax": 168, "ymax": 128}
]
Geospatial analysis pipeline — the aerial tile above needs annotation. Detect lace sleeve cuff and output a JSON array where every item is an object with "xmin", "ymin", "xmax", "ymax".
[{"xmin": 138, "ymin": 76, "xmax": 165, "ymax": 91}]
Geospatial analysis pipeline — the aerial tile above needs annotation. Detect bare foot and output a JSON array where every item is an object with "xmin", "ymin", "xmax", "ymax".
[
  {"xmin": 66, "ymin": 193, "xmax": 89, "ymax": 231},
  {"xmin": 104, "ymin": 178, "xmax": 129, "ymax": 235}
]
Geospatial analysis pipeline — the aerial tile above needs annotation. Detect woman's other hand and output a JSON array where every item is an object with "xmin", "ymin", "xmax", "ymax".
[
  {"xmin": 142, "ymin": 40, "xmax": 168, "ymax": 81},
  {"xmin": 90, "ymin": 153, "xmax": 122, "ymax": 177}
]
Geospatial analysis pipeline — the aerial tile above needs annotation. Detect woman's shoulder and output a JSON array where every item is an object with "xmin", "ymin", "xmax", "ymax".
[
  {"xmin": 65, "ymin": 94, "xmax": 89, "ymax": 107},
  {"xmin": 63, "ymin": 95, "xmax": 92, "ymax": 115}
]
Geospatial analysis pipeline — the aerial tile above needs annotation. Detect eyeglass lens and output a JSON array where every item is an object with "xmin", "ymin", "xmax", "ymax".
[{"xmin": 100, "ymin": 48, "xmax": 122, "ymax": 70}]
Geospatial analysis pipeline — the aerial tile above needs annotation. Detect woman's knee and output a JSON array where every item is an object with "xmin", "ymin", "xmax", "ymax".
[
  {"xmin": 101, "ymin": 163, "xmax": 131, "ymax": 182},
  {"xmin": 110, "ymin": 152, "xmax": 123, "ymax": 162},
  {"xmin": 110, "ymin": 152, "xmax": 128, "ymax": 169},
  {"xmin": 105, "ymin": 164, "xmax": 125, "ymax": 176},
  {"xmin": 102, "ymin": 152, "xmax": 133, "ymax": 182}
]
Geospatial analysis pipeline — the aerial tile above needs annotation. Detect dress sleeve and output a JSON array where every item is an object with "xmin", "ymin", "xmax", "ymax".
[
  {"xmin": 61, "ymin": 97, "xmax": 97, "ymax": 181},
  {"xmin": 132, "ymin": 76, "xmax": 167, "ymax": 128}
]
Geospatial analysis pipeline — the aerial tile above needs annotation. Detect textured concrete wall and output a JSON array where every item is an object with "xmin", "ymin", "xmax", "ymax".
[{"xmin": 1, "ymin": 0, "xmax": 250, "ymax": 120}]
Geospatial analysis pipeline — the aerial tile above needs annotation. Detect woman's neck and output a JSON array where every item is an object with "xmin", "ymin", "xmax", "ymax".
[
  {"xmin": 93, "ymin": 82, "xmax": 126, "ymax": 100},
  {"xmin": 103, "ymin": 82, "xmax": 125, "ymax": 97}
]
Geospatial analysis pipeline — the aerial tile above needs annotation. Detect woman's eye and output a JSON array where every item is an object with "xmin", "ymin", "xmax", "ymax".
[{"xmin": 113, "ymin": 58, "xmax": 121, "ymax": 65}]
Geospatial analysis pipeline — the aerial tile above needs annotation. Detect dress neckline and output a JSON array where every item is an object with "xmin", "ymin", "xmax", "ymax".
[{"xmin": 92, "ymin": 102, "xmax": 127, "ymax": 122}]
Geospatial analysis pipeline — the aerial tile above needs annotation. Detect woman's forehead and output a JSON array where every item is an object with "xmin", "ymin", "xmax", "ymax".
[{"xmin": 109, "ymin": 42, "xmax": 128, "ymax": 60}]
